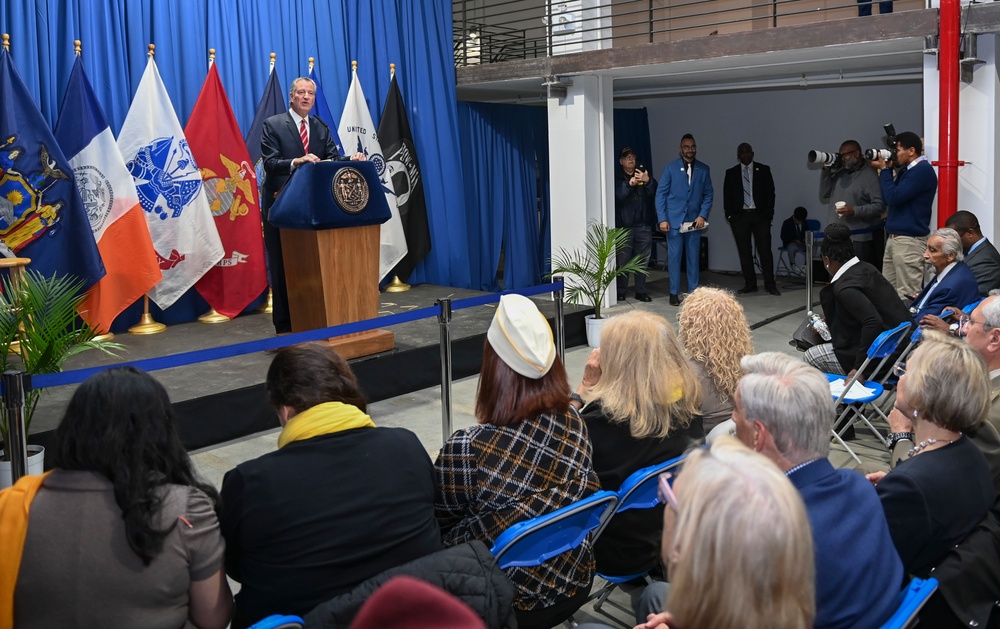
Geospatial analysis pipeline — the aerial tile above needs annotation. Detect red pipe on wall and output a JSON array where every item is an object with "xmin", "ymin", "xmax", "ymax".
[{"xmin": 937, "ymin": 0, "xmax": 960, "ymax": 227}]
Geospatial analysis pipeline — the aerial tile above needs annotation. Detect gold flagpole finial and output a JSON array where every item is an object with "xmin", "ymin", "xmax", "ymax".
[
  {"xmin": 351, "ymin": 60, "xmax": 357, "ymax": 71},
  {"xmin": 74, "ymin": 40, "xmax": 82, "ymax": 56},
  {"xmin": 269, "ymin": 52, "xmax": 276, "ymax": 72},
  {"xmin": 308, "ymin": 56, "xmax": 314, "ymax": 71},
  {"xmin": 2, "ymin": 34, "xmax": 10, "ymax": 53},
  {"xmin": 148, "ymin": 43, "xmax": 155, "ymax": 57},
  {"xmin": 390, "ymin": 63, "xmax": 395, "ymax": 76},
  {"xmin": 209, "ymin": 48, "xmax": 216, "ymax": 62}
]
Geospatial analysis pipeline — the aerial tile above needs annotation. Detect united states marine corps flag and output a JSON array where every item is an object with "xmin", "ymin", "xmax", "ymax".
[
  {"xmin": 0, "ymin": 42, "xmax": 105, "ymax": 289},
  {"xmin": 378, "ymin": 68, "xmax": 431, "ymax": 281},
  {"xmin": 186, "ymin": 60, "xmax": 266, "ymax": 318}
]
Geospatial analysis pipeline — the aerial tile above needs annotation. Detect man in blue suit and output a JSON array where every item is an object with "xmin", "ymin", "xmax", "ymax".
[
  {"xmin": 733, "ymin": 352, "xmax": 904, "ymax": 629},
  {"xmin": 912, "ymin": 227, "xmax": 981, "ymax": 325},
  {"xmin": 655, "ymin": 134, "xmax": 714, "ymax": 306}
]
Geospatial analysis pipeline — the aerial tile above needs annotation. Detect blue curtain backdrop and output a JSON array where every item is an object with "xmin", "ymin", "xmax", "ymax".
[
  {"xmin": 613, "ymin": 108, "xmax": 653, "ymax": 173},
  {"xmin": 1, "ymin": 0, "xmax": 470, "ymax": 329}
]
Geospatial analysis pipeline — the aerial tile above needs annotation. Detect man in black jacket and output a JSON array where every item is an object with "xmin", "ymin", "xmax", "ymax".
[
  {"xmin": 723, "ymin": 143, "xmax": 779, "ymax": 295},
  {"xmin": 614, "ymin": 147, "xmax": 657, "ymax": 302}
]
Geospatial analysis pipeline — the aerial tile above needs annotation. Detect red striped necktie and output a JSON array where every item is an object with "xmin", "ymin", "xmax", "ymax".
[{"xmin": 299, "ymin": 118, "xmax": 309, "ymax": 153}]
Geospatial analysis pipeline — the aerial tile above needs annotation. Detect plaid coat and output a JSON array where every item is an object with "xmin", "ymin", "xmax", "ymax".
[{"xmin": 434, "ymin": 411, "xmax": 600, "ymax": 611}]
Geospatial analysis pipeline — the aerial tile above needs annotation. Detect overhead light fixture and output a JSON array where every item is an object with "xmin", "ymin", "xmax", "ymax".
[
  {"xmin": 543, "ymin": 76, "xmax": 573, "ymax": 99},
  {"xmin": 960, "ymin": 32, "xmax": 984, "ymax": 83}
]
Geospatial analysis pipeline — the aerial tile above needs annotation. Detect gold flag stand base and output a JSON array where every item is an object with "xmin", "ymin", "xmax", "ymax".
[
  {"xmin": 257, "ymin": 289, "xmax": 273, "ymax": 313},
  {"xmin": 129, "ymin": 313, "xmax": 166, "ymax": 335},
  {"xmin": 198, "ymin": 308, "xmax": 231, "ymax": 324},
  {"xmin": 94, "ymin": 332, "xmax": 115, "ymax": 342},
  {"xmin": 384, "ymin": 275, "xmax": 410, "ymax": 293}
]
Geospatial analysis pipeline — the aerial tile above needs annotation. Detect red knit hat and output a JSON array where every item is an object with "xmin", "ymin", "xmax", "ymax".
[{"xmin": 348, "ymin": 576, "xmax": 487, "ymax": 629}]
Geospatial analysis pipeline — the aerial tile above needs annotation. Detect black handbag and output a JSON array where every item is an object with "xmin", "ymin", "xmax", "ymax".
[{"xmin": 789, "ymin": 316, "xmax": 824, "ymax": 352}]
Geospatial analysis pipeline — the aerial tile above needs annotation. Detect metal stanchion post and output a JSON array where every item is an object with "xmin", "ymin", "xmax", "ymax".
[
  {"xmin": 437, "ymin": 298, "xmax": 453, "ymax": 445},
  {"xmin": 805, "ymin": 231, "xmax": 815, "ymax": 312},
  {"xmin": 553, "ymin": 277, "xmax": 565, "ymax": 362},
  {"xmin": 2, "ymin": 369, "xmax": 30, "ymax": 484}
]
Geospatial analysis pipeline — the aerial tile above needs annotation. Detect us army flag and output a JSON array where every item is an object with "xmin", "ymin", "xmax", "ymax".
[{"xmin": 117, "ymin": 54, "xmax": 224, "ymax": 310}]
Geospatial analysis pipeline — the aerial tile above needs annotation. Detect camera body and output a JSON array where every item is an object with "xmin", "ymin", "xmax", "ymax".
[{"xmin": 807, "ymin": 150, "xmax": 843, "ymax": 169}]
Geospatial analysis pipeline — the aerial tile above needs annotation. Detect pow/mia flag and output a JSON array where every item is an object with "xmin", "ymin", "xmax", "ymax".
[{"xmin": 378, "ymin": 71, "xmax": 431, "ymax": 282}]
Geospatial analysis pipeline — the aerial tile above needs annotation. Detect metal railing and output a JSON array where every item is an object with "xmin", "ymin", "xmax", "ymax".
[{"xmin": 454, "ymin": 0, "xmax": 925, "ymax": 67}]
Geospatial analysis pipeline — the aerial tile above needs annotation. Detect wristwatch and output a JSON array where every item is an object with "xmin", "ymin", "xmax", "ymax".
[
  {"xmin": 887, "ymin": 431, "xmax": 914, "ymax": 451},
  {"xmin": 949, "ymin": 322, "xmax": 960, "ymax": 336}
]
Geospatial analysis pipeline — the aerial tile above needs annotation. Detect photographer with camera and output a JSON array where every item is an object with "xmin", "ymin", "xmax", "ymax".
[
  {"xmin": 817, "ymin": 140, "xmax": 885, "ymax": 267},
  {"xmin": 869, "ymin": 131, "xmax": 937, "ymax": 300},
  {"xmin": 615, "ymin": 147, "xmax": 658, "ymax": 302}
]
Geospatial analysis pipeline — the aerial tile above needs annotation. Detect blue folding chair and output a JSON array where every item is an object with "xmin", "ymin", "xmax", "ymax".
[
  {"xmin": 877, "ymin": 577, "xmax": 938, "ymax": 629},
  {"xmin": 589, "ymin": 454, "xmax": 688, "ymax": 621},
  {"xmin": 827, "ymin": 321, "xmax": 912, "ymax": 464},
  {"xmin": 490, "ymin": 490, "xmax": 618, "ymax": 569},
  {"xmin": 247, "ymin": 615, "xmax": 304, "ymax": 629}
]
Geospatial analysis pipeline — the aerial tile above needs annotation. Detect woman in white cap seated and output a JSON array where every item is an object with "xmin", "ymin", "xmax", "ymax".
[{"xmin": 434, "ymin": 294, "xmax": 600, "ymax": 629}]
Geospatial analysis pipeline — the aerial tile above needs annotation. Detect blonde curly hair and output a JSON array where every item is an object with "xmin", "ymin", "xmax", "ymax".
[{"xmin": 677, "ymin": 287, "xmax": 754, "ymax": 403}]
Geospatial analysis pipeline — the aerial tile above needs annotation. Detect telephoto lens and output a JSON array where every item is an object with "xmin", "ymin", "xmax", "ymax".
[
  {"xmin": 863, "ymin": 148, "xmax": 893, "ymax": 161},
  {"xmin": 807, "ymin": 150, "xmax": 842, "ymax": 169}
]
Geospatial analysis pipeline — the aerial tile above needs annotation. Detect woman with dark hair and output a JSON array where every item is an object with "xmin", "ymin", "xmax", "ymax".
[
  {"xmin": 220, "ymin": 343, "xmax": 441, "ymax": 628},
  {"xmin": 3, "ymin": 367, "xmax": 232, "ymax": 629},
  {"xmin": 435, "ymin": 294, "xmax": 600, "ymax": 629},
  {"xmin": 804, "ymin": 222, "xmax": 912, "ymax": 378}
]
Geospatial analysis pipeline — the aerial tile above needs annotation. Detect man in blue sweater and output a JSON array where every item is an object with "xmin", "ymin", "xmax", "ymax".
[
  {"xmin": 733, "ymin": 352, "xmax": 904, "ymax": 629},
  {"xmin": 870, "ymin": 131, "xmax": 937, "ymax": 300}
]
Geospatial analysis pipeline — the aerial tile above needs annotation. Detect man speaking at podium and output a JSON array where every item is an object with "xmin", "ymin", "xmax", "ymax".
[{"xmin": 262, "ymin": 77, "xmax": 365, "ymax": 335}]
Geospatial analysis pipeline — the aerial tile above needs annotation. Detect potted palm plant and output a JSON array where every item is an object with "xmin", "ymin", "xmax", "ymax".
[
  {"xmin": 0, "ymin": 269, "xmax": 122, "ymax": 485},
  {"xmin": 548, "ymin": 221, "xmax": 649, "ymax": 347}
]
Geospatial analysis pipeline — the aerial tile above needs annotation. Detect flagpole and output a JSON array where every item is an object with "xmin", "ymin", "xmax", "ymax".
[
  {"xmin": 383, "ymin": 63, "xmax": 411, "ymax": 294},
  {"xmin": 196, "ymin": 48, "xmax": 232, "ymax": 325},
  {"xmin": 258, "ymin": 51, "xmax": 276, "ymax": 315}
]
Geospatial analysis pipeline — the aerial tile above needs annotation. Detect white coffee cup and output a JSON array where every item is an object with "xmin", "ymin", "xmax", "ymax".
[{"xmin": 835, "ymin": 201, "xmax": 846, "ymax": 210}]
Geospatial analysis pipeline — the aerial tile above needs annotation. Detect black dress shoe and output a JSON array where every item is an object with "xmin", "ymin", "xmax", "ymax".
[
  {"xmin": 669, "ymin": 294, "xmax": 681, "ymax": 306},
  {"xmin": 617, "ymin": 291, "xmax": 626, "ymax": 301},
  {"xmin": 767, "ymin": 286, "xmax": 782, "ymax": 296},
  {"xmin": 736, "ymin": 286, "xmax": 758, "ymax": 295},
  {"xmin": 635, "ymin": 292, "xmax": 652, "ymax": 302}
]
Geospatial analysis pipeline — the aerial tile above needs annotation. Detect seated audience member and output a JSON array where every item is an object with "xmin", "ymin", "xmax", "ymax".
[
  {"xmin": 220, "ymin": 343, "xmax": 442, "ymax": 628},
  {"xmin": 677, "ymin": 286, "xmax": 753, "ymax": 435},
  {"xmin": 944, "ymin": 210, "xmax": 1000, "ymax": 296},
  {"xmin": 627, "ymin": 436, "xmax": 816, "ymax": 629},
  {"xmin": 435, "ymin": 294, "xmax": 599, "ymax": 629},
  {"xmin": 733, "ymin": 353, "xmax": 902, "ymax": 629},
  {"xmin": 349, "ymin": 576, "xmax": 487, "ymax": 629},
  {"xmin": 569, "ymin": 310, "xmax": 702, "ymax": 576},
  {"xmin": 912, "ymin": 227, "xmax": 980, "ymax": 325},
  {"xmin": 866, "ymin": 331, "xmax": 994, "ymax": 576},
  {"xmin": 780, "ymin": 206, "xmax": 809, "ymax": 271},
  {"xmin": 2, "ymin": 367, "xmax": 232, "ymax": 629},
  {"xmin": 804, "ymin": 222, "xmax": 912, "ymax": 378}
]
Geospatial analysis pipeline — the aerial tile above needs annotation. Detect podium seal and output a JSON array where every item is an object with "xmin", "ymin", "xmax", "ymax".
[{"xmin": 332, "ymin": 167, "xmax": 370, "ymax": 214}]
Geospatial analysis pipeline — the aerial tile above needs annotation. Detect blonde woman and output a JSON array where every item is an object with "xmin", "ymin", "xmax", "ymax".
[
  {"xmin": 570, "ymin": 310, "xmax": 701, "ymax": 577},
  {"xmin": 678, "ymin": 287, "xmax": 753, "ymax": 434},
  {"xmin": 643, "ymin": 436, "xmax": 815, "ymax": 629}
]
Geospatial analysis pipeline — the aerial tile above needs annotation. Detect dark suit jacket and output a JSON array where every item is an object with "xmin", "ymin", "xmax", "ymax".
[
  {"xmin": 819, "ymin": 261, "xmax": 912, "ymax": 374},
  {"xmin": 911, "ymin": 261, "xmax": 981, "ymax": 323},
  {"xmin": 261, "ymin": 111, "xmax": 344, "ymax": 212},
  {"xmin": 965, "ymin": 238, "xmax": 1000, "ymax": 296},
  {"xmin": 876, "ymin": 436, "xmax": 993, "ymax": 576},
  {"xmin": 723, "ymin": 161, "xmax": 775, "ymax": 220},
  {"xmin": 789, "ymin": 459, "xmax": 902, "ymax": 629}
]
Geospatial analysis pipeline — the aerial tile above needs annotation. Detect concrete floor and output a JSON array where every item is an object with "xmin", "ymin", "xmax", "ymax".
[{"xmin": 187, "ymin": 267, "xmax": 892, "ymax": 628}]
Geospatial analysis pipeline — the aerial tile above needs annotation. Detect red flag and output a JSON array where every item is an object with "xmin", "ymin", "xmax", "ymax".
[{"xmin": 186, "ymin": 63, "xmax": 267, "ymax": 318}]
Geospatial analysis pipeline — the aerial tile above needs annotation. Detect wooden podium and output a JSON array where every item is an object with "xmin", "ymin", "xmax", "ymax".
[{"xmin": 269, "ymin": 161, "xmax": 394, "ymax": 359}]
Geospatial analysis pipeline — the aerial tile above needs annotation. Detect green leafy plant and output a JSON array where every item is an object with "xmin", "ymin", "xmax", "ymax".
[
  {"xmin": 0, "ymin": 270, "xmax": 123, "ymax": 460},
  {"xmin": 548, "ymin": 222, "xmax": 649, "ymax": 319}
]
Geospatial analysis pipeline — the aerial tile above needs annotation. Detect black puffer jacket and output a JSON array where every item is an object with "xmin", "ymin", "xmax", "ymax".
[{"xmin": 302, "ymin": 541, "xmax": 516, "ymax": 629}]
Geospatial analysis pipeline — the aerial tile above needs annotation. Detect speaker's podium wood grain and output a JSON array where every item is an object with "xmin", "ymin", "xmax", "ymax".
[{"xmin": 270, "ymin": 161, "xmax": 394, "ymax": 360}]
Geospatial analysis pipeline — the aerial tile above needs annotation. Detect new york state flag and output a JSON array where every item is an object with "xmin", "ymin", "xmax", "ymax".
[{"xmin": 117, "ymin": 54, "xmax": 224, "ymax": 310}]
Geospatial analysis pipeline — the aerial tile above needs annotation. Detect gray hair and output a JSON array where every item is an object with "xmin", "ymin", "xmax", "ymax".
[
  {"xmin": 738, "ymin": 353, "xmax": 833, "ymax": 464},
  {"xmin": 982, "ymin": 290, "xmax": 1000, "ymax": 331},
  {"xmin": 288, "ymin": 77, "xmax": 316, "ymax": 96},
  {"xmin": 932, "ymin": 227, "xmax": 964, "ymax": 262}
]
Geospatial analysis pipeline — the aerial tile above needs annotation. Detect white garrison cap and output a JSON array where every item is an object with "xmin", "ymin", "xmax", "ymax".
[{"xmin": 487, "ymin": 294, "xmax": 556, "ymax": 379}]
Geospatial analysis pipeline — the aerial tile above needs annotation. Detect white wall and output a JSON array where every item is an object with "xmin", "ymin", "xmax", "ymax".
[{"xmin": 625, "ymin": 82, "xmax": 924, "ymax": 272}]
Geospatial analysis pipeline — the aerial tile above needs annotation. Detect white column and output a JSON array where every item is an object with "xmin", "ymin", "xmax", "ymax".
[
  {"xmin": 547, "ymin": 74, "xmax": 615, "ymax": 305},
  {"xmin": 924, "ymin": 33, "xmax": 999, "ymax": 240}
]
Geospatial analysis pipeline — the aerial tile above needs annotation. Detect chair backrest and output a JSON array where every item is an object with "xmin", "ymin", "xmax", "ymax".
[
  {"xmin": 866, "ymin": 321, "xmax": 913, "ymax": 360},
  {"xmin": 613, "ymin": 454, "xmax": 687, "ymax": 513},
  {"xmin": 247, "ymin": 615, "xmax": 305, "ymax": 629},
  {"xmin": 963, "ymin": 298, "xmax": 984, "ymax": 314},
  {"xmin": 877, "ymin": 577, "xmax": 938, "ymax": 629},
  {"xmin": 805, "ymin": 219, "xmax": 821, "ymax": 231},
  {"xmin": 489, "ymin": 490, "xmax": 618, "ymax": 569}
]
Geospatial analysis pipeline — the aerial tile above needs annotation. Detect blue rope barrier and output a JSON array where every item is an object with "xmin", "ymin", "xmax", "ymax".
[{"xmin": 30, "ymin": 281, "xmax": 565, "ymax": 390}]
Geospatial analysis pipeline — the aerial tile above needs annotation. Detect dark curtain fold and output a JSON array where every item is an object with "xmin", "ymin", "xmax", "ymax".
[
  {"xmin": 457, "ymin": 102, "xmax": 544, "ymax": 292},
  {"xmin": 0, "ymin": 0, "xmax": 470, "ymax": 330},
  {"xmin": 527, "ymin": 107, "xmax": 551, "ymax": 279},
  {"xmin": 613, "ymin": 107, "xmax": 654, "ymax": 173}
]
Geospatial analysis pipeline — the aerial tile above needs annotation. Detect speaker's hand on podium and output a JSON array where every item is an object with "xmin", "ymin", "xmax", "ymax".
[
  {"xmin": 349, "ymin": 152, "xmax": 366, "ymax": 161},
  {"xmin": 292, "ymin": 153, "xmax": 322, "ymax": 168}
]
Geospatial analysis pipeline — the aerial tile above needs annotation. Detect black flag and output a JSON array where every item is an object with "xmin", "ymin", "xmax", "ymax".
[{"xmin": 378, "ymin": 73, "xmax": 431, "ymax": 281}]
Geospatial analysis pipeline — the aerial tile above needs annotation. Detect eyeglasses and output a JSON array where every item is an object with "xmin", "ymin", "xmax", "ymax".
[
  {"xmin": 658, "ymin": 472, "xmax": 679, "ymax": 512},
  {"xmin": 892, "ymin": 362, "xmax": 906, "ymax": 377},
  {"xmin": 960, "ymin": 314, "xmax": 986, "ymax": 331}
]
